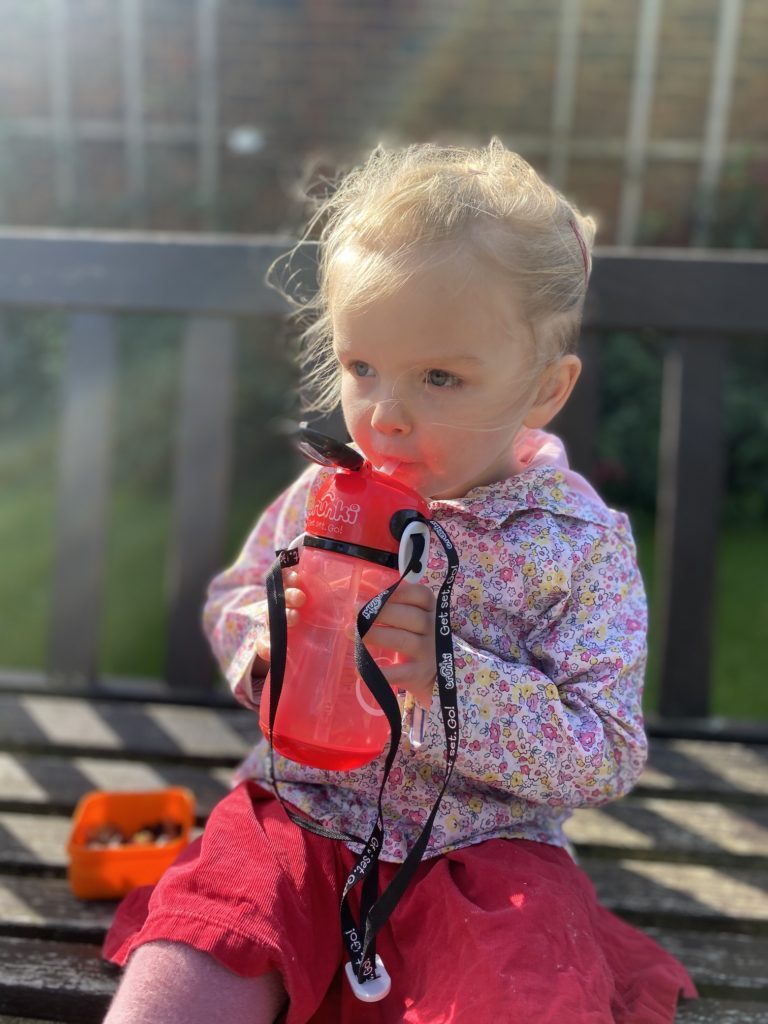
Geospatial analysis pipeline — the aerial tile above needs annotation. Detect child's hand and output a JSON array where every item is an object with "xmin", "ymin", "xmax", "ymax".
[
  {"xmin": 253, "ymin": 570, "xmax": 306, "ymax": 668},
  {"xmin": 363, "ymin": 582, "xmax": 437, "ymax": 708}
]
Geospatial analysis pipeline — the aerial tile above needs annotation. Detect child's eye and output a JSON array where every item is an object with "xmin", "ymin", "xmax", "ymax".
[
  {"xmin": 350, "ymin": 360, "xmax": 375, "ymax": 378},
  {"xmin": 425, "ymin": 368, "xmax": 462, "ymax": 388}
]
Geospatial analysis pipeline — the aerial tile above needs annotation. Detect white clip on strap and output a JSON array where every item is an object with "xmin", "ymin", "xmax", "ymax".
[
  {"xmin": 345, "ymin": 956, "xmax": 392, "ymax": 1002},
  {"xmin": 397, "ymin": 521, "xmax": 430, "ymax": 581}
]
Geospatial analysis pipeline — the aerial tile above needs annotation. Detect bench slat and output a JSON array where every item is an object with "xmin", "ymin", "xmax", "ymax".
[
  {"xmin": 0, "ymin": 937, "xmax": 116, "ymax": 1024},
  {"xmin": 567, "ymin": 798, "xmax": 768, "ymax": 862},
  {"xmin": 0, "ymin": 813, "xmax": 203, "ymax": 873},
  {"xmin": 643, "ymin": 926, "xmax": 768, "ymax": 1000},
  {"xmin": 0, "ymin": 696, "xmax": 257, "ymax": 761},
  {"xmin": 0, "ymin": 232, "xmax": 294, "ymax": 316},
  {"xmin": 581, "ymin": 856, "xmax": 768, "ymax": 926},
  {"xmin": 0, "ymin": 1016, "xmax": 78, "ymax": 1023},
  {"xmin": 643, "ymin": 738, "xmax": 768, "ymax": 800},
  {"xmin": 675, "ymin": 1001, "xmax": 768, "ymax": 1023},
  {"xmin": 0, "ymin": 877, "xmax": 115, "ymax": 941},
  {"xmin": 0, "ymin": 753, "xmax": 231, "ymax": 816}
]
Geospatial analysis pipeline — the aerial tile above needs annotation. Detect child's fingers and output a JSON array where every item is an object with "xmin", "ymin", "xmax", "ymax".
[
  {"xmin": 373, "ymin": 600, "xmax": 433, "ymax": 632},
  {"xmin": 284, "ymin": 587, "xmax": 306, "ymax": 611},
  {"xmin": 259, "ymin": 572, "xmax": 305, "ymax": 662},
  {"xmin": 254, "ymin": 614, "xmax": 298, "ymax": 664},
  {"xmin": 385, "ymin": 582, "xmax": 436, "ymax": 613},
  {"xmin": 283, "ymin": 568, "xmax": 306, "ymax": 613},
  {"xmin": 379, "ymin": 658, "xmax": 435, "ymax": 691},
  {"xmin": 371, "ymin": 584, "xmax": 435, "ymax": 635},
  {"xmin": 365, "ymin": 623, "xmax": 429, "ymax": 658}
]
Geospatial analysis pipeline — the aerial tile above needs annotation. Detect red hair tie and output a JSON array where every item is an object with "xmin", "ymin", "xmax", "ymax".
[{"xmin": 569, "ymin": 219, "xmax": 591, "ymax": 282}]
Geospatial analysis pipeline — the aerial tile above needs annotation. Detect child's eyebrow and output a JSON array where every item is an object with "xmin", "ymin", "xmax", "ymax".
[{"xmin": 421, "ymin": 354, "xmax": 484, "ymax": 367}]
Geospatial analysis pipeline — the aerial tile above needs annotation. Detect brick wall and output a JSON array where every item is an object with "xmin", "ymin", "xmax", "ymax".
[{"xmin": 0, "ymin": 0, "xmax": 765, "ymax": 246}]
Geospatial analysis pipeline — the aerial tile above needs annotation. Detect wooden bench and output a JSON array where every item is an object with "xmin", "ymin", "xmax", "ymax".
[
  {"xmin": 1, "ymin": 682, "xmax": 767, "ymax": 1021},
  {"xmin": 1, "ymin": 232, "xmax": 767, "ymax": 1021}
]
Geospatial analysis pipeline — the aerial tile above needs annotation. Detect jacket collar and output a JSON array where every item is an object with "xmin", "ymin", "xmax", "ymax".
[{"xmin": 429, "ymin": 430, "xmax": 618, "ymax": 529}]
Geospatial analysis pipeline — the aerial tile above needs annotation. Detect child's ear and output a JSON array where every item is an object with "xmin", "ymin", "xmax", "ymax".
[{"xmin": 523, "ymin": 355, "xmax": 582, "ymax": 430}]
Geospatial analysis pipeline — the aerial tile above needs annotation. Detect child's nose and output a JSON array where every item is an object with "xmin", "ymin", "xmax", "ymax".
[{"xmin": 370, "ymin": 397, "xmax": 411, "ymax": 435}]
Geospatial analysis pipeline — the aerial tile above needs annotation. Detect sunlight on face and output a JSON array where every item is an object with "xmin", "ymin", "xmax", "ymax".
[{"xmin": 330, "ymin": 249, "xmax": 544, "ymax": 500}]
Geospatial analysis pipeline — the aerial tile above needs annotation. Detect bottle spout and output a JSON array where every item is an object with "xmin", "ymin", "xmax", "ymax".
[{"xmin": 375, "ymin": 458, "xmax": 401, "ymax": 477}]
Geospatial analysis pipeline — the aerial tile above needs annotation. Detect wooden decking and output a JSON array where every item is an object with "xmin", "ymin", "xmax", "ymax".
[{"xmin": 0, "ymin": 685, "xmax": 766, "ymax": 1022}]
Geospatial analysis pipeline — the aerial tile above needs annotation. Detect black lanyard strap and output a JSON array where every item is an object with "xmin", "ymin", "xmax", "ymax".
[{"xmin": 262, "ymin": 518, "xmax": 460, "ymax": 1000}]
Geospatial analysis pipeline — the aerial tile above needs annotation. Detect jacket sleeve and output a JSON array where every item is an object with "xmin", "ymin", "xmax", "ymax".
[
  {"xmin": 202, "ymin": 467, "xmax": 317, "ymax": 709},
  {"xmin": 420, "ymin": 515, "xmax": 648, "ymax": 809}
]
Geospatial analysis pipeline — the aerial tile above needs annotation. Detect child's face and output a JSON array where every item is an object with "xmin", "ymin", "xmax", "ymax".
[{"xmin": 331, "ymin": 252, "xmax": 546, "ymax": 500}]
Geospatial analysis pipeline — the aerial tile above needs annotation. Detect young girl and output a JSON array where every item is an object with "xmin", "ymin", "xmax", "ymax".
[{"xmin": 102, "ymin": 139, "xmax": 696, "ymax": 1023}]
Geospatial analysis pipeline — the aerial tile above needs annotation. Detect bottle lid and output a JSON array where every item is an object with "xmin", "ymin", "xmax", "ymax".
[{"xmin": 300, "ymin": 428, "xmax": 429, "ymax": 554}]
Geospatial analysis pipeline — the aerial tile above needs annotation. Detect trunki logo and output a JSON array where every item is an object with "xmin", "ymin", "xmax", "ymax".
[{"xmin": 313, "ymin": 495, "xmax": 362, "ymax": 525}]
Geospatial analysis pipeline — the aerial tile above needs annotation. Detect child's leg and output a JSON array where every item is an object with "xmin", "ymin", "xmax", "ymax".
[{"xmin": 103, "ymin": 940, "xmax": 288, "ymax": 1024}]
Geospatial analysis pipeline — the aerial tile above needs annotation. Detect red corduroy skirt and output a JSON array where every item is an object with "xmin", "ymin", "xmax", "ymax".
[{"xmin": 103, "ymin": 781, "xmax": 696, "ymax": 1023}]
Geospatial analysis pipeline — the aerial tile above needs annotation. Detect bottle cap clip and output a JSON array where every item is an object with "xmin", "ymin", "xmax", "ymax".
[{"xmin": 345, "ymin": 955, "xmax": 392, "ymax": 1002}]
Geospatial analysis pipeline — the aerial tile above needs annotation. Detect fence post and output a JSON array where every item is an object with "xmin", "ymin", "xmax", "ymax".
[
  {"xmin": 166, "ymin": 315, "xmax": 236, "ymax": 692},
  {"xmin": 552, "ymin": 331, "xmax": 599, "ymax": 478},
  {"xmin": 654, "ymin": 335, "xmax": 726, "ymax": 717},
  {"xmin": 49, "ymin": 313, "xmax": 117, "ymax": 679}
]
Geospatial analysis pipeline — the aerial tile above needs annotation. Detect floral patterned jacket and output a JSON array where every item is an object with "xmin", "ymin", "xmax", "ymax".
[{"xmin": 203, "ymin": 429, "xmax": 648, "ymax": 861}]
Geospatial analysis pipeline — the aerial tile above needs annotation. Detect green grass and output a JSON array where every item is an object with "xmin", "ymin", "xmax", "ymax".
[
  {"xmin": 0, "ymin": 430, "xmax": 57, "ymax": 667},
  {"xmin": 633, "ymin": 519, "xmax": 768, "ymax": 719}
]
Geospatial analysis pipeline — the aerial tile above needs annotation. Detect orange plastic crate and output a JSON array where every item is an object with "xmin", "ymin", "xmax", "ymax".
[{"xmin": 67, "ymin": 787, "xmax": 195, "ymax": 900}]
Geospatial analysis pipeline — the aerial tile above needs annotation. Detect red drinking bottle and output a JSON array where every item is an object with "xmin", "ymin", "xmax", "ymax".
[{"xmin": 259, "ymin": 428, "xmax": 430, "ymax": 771}]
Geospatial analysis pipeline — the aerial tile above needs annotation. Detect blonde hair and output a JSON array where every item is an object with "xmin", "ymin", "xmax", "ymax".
[{"xmin": 270, "ymin": 138, "xmax": 596, "ymax": 413}]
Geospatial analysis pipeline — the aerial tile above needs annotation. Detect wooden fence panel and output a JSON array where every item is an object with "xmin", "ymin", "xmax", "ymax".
[
  {"xmin": 166, "ymin": 316, "xmax": 237, "ymax": 692},
  {"xmin": 49, "ymin": 313, "xmax": 117, "ymax": 679},
  {"xmin": 655, "ymin": 337, "xmax": 727, "ymax": 717}
]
